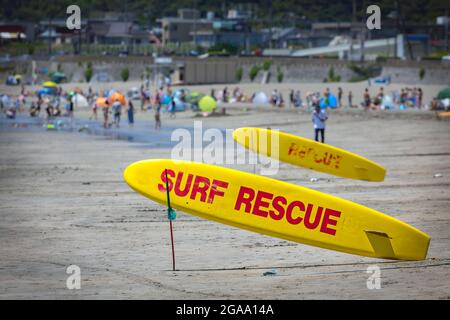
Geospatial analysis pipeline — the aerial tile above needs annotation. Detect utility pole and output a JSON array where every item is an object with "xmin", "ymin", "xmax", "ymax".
[
  {"xmin": 445, "ymin": 7, "xmax": 449, "ymax": 52},
  {"xmin": 360, "ymin": 0, "xmax": 366, "ymax": 62},
  {"xmin": 396, "ymin": 0, "xmax": 414, "ymax": 60},
  {"xmin": 48, "ymin": 5, "xmax": 53, "ymax": 56},
  {"xmin": 269, "ymin": 0, "xmax": 273, "ymax": 49},
  {"xmin": 193, "ymin": 0, "xmax": 197, "ymax": 47},
  {"xmin": 349, "ymin": 0, "xmax": 356, "ymax": 61}
]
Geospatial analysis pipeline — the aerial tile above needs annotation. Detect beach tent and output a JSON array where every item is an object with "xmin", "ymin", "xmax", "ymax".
[
  {"xmin": 108, "ymin": 92, "xmax": 126, "ymax": 106},
  {"xmin": 437, "ymin": 88, "xmax": 450, "ymax": 100},
  {"xmin": 1, "ymin": 94, "xmax": 11, "ymax": 107},
  {"xmin": 442, "ymin": 98, "xmax": 450, "ymax": 108},
  {"xmin": 51, "ymin": 72, "xmax": 66, "ymax": 83},
  {"xmin": 382, "ymin": 95, "xmax": 395, "ymax": 110},
  {"xmin": 37, "ymin": 87, "xmax": 56, "ymax": 96},
  {"xmin": 165, "ymin": 98, "xmax": 187, "ymax": 112},
  {"xmin": 161, "ymin": 95, "xmax": 172, "ymax": 106},
  {"xmin": 252, "ymin": 92, "xmax": 269, "ymax": 105},
  {"xmin": 95, "ymin": 97, "xmax": 109, "ymax": 108},
  {"xmin": 173, "ymin": 89, "xmax": 187, "ymax": 98},
  {"xmin": 174, "ymin": 98, "xmax": 187, "ymax": 111},
  {"xmin": 71, "ymin": 94, "xmax": 89, "ymax": 108},
  {"xmin": 320, "ymin": 94, "xmax": 338, "ymax": 109},
  {"xmin": 199, "ymin": 96, "xmax": 217, "ymax": 112}
]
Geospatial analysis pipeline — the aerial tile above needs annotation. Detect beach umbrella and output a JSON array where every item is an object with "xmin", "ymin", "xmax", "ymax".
[
  {"xmin": 95, "ymin": 97, "xmax": 109, "ymax": 108},
  {"xmin": 382, "ymin": 95, "xmax": 395, "ymax": 110},
  {"xmin": 108, "ymin": 92, "xmax": 126, "ymax": 106},
  {"xmin": 37, "ymin": 88, "xmax": 55, "ymax": 96},
  {"xmin": 43, "ymin": 81, "xmax": 57, "ymax": 88},
  {"xmin": 442, "ymin": 98, "xmax": 450, "ymax": 108},
  {"xmin": 252, "ymin": 92, "xmax": 269, "ymax": 105},
  {"xmin": 173, "ymin": 98, "xmax": 186, "ymax": 111},
  {"xmin": 71, "ymin": 94, "xmax": 89, "ymax": 108},
  {"xmin": 173, "ymin": 89, "xmax": 184, "ymax": 99},
  {"xmin": 161, "ymin": 95, "xmax": 172, "ymax": 106},
  {"xmin": 51, "ymin": 72, "xmax": 66, "ymax": 83},
  {"xmin": 437, "ymin": 88, "xmax": 450, "ymax": 100},
  {"xmin": 199, "ymin": 96, "xmax": 217, "ymax": 112},
  {"xmin": 320, "ymin": 94, "xmax": 338, "ymax": 109},
  {"xmin": 1, "ymin": 94, "xmax": 11, "ymax": 107}
]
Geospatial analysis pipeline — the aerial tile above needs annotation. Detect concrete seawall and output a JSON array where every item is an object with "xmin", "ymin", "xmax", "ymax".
[{"xmin": 2, "ymin": 56, "xmax": 449, "ymax": 85}]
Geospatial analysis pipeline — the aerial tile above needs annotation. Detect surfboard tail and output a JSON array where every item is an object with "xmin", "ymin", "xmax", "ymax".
[{"xmin": 365, "ymin": 230, "xmax": 430, "ymax": 260}]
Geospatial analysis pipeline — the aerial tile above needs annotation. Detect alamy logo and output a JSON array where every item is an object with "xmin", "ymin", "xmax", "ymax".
[
  {"xmin": 66, "ymin": 5, "xmax": 81, "ymax": 30},
  {"xmin": 366, "ymin": 265, "xmax": 381, "ymax": 289},
  {"xmin": 171, "ymin": 121, "xmax": 279, "ymax": 175},
  {"xmin": 366, "ymin": 5, "xmax": 381, "ymax": 30},
  {"xmin": 66, "ymin": 265, "xmax": 81, "ymax": 289}
]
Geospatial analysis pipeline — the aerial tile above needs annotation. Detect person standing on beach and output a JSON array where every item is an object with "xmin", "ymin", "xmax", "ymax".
[
  {"xmin": 154, "ymin": 105, "xmax": 161, "ymax": 130},
  {"xmin": 103, "ymin": 101, "xmax": 110, "ymax": 129},
  {"xmin": 363, "ymin": 88, "xmax": 371, "ymax": 110},
  {"xmin": 418, "ymin": 88, "xmax": 423, "ymax": 109},
  {"xmin": 140, "ymin": 85, "xmax": 146, "ymax": 111},
  {"xmin": 348, "ymin": 91, "xmax": 353, "ymax": 108},
  {"xmin": 312, "ymin": 104, "xmax": 328, "ymax": 143},
  {"xmin": 112, "ymin": 99, "xmax": 122, "ymax": 128},
  {"xmin": 68, "ymin": 97, "xmax": 74, "ymax": 119},
  {"xmin": 169, "ymin": 98, "xmax": 176, "ymax": 119},
  {"xmin": 289, "ymin": 89, "xmax": 294, "ymax": 108},
  {"xmin": 127, "ymin": 99, "xmax": 134, "ymax": 127},
  {"xmin": 89, "ymin": 100, "xmax": 98, "ymax": 120},
  {"xmin": 338, "ymin": 87, "xmax": 343, "ymax": 107}
]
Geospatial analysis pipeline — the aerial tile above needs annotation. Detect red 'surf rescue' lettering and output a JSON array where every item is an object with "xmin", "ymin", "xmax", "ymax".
[
  {"xmin": 234, "ymin": 186, "xmax": 341, "ymax": 236},
  {"xmin": 158, "ymin": 169, "xmax": 229, "ymax": 204},
  {"xmin": 158, "ymin": 170, "xmax": 341, "ymax": 236}
]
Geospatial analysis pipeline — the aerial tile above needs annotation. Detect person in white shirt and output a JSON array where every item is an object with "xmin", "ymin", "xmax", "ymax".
[
  {"xmin": 312, "ymin": 104, "xmax": 328, "ymax": 143},
  {"xmin": 112, "ymin": 99, "xmax": 122, "ymax": 128}
]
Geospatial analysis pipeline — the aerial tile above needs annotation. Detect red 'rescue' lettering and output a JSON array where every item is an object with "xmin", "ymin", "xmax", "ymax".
[
  {"xmin": 234, "ymin": 185, "xmax": 341, "ymax": 236},
  {"xmin": 234, "ymin": 186, "xmax": 255, "ymax": 212},
  {"xmin": 158, "ymin": 169, "xmax": 229, "ymax": 205},
  {"xmin": 286, "ymin": 201, "xmax": 304, "ymax": 225},
  {"xmin": 252, "ymin": 191, "xmax": 273, "ymax": 217},
  {"xmin": 320, "ymin": 208, "xmax": 341, "ymax": 236},
  {"xmin": 304, "ymin": 205, "xmax": 323, "ymax": 229},
  {"xmin": 269, "ymin": 196, "xmax": 286, "ymax": 220}
]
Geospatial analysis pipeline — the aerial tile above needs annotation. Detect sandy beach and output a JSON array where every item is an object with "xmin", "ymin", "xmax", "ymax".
[{"xmin": 1, "ymin": 88, "xmax": 449, "ymax": 300}]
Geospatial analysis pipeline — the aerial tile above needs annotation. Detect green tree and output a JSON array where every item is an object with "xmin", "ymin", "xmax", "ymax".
[
  {"xmin": 236, "ymin": 67, "xmax": 243, "ymax": 82},
  {"xmin": 84, "ymin": 63, "xmax": 93, "ymax": 82},
  {"xmin": 277, "ymin": 66, "xmax": 284, "ymax": 83},
  {"xmin": 249, "ymin": 65, "xmax": 260, "ymax": 82},
  {"xmin": 121, "ymin": 68, "xmax": 130, "ymax": 82},
  {"xmin": 263, "ymin": 60, "xmax": 272, "ymax": 71},
  {"xmin": 419, "ymin": 67, "xmax": 426, "ymax": 80}
]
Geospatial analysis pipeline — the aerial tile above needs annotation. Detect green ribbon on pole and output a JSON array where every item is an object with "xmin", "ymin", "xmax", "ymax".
[{"xmin": 165, "ymin": 169, "xmax": 176, "ymax": 221}]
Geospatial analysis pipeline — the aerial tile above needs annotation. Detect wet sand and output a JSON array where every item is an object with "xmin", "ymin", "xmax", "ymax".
[{"xmin": 0, "ymin": 105, "xmax": 450, "ymax": 299}]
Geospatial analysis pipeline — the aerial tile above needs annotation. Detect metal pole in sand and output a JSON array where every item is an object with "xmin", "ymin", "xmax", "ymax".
[{"xmin": 164, "ymin": 169, "xmax": 176, "ymax": 271}]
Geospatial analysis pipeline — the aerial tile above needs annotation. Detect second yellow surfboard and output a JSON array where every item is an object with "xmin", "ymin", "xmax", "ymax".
[{"xmin": 233, "ymin": 127, "xmax": 386, "ymax": 182}]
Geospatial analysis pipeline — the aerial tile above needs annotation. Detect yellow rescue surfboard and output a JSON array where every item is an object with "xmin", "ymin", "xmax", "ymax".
[
  {"xmin": 124, "ymin": 159, "xmax": 429, "ymax": 260},
  {"xmin": 233, "ymin": 127, "xmax": 386, "ymax": 182}
]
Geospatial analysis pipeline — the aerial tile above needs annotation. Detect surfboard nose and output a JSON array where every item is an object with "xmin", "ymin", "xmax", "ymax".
[{"xmin": 123, "ymin": 160, "xmax": 159, "ymax": 192}]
